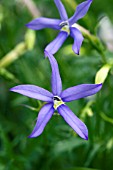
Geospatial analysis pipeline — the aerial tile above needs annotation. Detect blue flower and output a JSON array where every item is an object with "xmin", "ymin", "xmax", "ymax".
[
  {"xmin": 26, "ymin": 0, "xmax": 93, "ymax": 55},
  {"xmin": 10, "ymin": 52, "xmax": 102, "ymax": 140}
]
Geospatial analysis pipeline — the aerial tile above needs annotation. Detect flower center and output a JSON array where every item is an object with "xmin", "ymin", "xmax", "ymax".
[
  {"xmin": 53, "ymin": 96, "xmax": 64, "ymax": 110},
  {"xmin": 60, "ymin": 21, "xmax": 70, "ymax": 34}
]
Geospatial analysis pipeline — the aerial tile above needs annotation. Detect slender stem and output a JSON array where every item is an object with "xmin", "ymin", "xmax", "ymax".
[
  {"xmin": 74, "ymin": 23, "xmax": 107, "ymax": 63},
  {"xmin": 0, "ymin": 30, "xmax": 35, "ymax": 69},
  {"xmin": 101, "ymin": 52, "xmax": 107, "ymax": 63},
  {"xmin": 0, "ymin": 68, "xmax": 20, "ymax": 83},
  {"xmin": 0, "ymin": 42, "xmax": 26, "ymax": 68}
]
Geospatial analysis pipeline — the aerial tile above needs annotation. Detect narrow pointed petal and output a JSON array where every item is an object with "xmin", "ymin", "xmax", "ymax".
[
  {"xmin": 45, "ymin": 52, "xmax": 62, "ymax": 96},
  {"xmin": 26, "ymin": 17, "xmax": 61, "ymax": 30},
  {"xmin": 61, "ymin": 84, "xmax": 102, "ymax": 102},
  {"xmin": 10, "ymin": 85, "xmax": 53, "ymax": 102},
  {"xmin": 45, "ymin": 31, "xmax": 68, "ymax": 55},
  {"xmin": 70, "ymin": 27, "xmax": 84, "ymax": 55},
  {"xmin": 69, "ymin": 0, "xmax": 93, "ymax": 25},
  {"xmin": 58, "ymin": 105, "xmax": 88, "ymax": 140},
  {"xmin": 54, "ymin": 0, "xmax": 68, "ymax": 20},
  {"xmin": 29, "ymin": 103, "xmax": 55, "ymax": 138}
]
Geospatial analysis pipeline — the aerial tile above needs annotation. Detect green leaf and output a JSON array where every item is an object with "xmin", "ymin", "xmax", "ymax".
[
  {"xmin": 52, "ymin": 138, "xmax": 86, "ymax": 156},
  {"xmin": 85, "ymin": 144, "xmax": 101, "ymax": 166},
  {"xmin": 100, "ymin": 112, "xmax": 113, "ymax": 125}
]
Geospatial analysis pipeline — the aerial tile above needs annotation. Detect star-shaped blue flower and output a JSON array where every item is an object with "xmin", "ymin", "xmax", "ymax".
[
  {"xmin": 10, "ymin": 52, "xmax": 102, "ymax": 140},
  {"xmin": 26, "ymin": 0, "xmax": 93, "ymax": 55}
]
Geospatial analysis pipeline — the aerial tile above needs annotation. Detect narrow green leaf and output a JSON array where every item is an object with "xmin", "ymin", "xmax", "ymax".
[
  {"xmin": 85, "ymin": 144, "xmax": 101, "ymax": 166},
  {"xmin": 100, "ymin": 112, "xmax": 113, "ymax": 125},
  {"xmin": 53, "ymin": 138, "xmax": 86, "ymax": 156},
  {"xmin": 0, "ymin": 68, "xmax": 19, "ymax": 82}
]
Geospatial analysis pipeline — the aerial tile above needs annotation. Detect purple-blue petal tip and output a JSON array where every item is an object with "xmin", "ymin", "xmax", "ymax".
[
  {"xmin": 10, "ymin": 87, "xmax": 15, "ymax": 92},
  {"xmin": 82, "ymin": 128, "xmax": 88, "ymax": 140},
  {"xmin": 97, "ymin": 83, "xmax": 103, "ymax": 89},
  {"xmin": 87, "ymin": 0, "xmax": 93, "ymax": 4},
  {"xmin": 28, "ymin": 135, "xmax": 32, "ymax": 138},
  {"xmin": 88, "ymin": 0, "xmax": 93, "ymax": 6},
  {"xmin": 44, "ymin": 50, "xmax": 49, "ymax": 58},
  {"xmin": 76, "ymin": 50, "xmax": 79, "ymax": 55},
  {"xmin": 84, "ymin": 135, "xmax": 88, "ymax": 140},
  {"xmin": 25, "ymin": 23, "xmax": 29, "ymax": 28},
  {"xmin": 28, "ymin": 134, "xmax": 36, "ymax": 138}
]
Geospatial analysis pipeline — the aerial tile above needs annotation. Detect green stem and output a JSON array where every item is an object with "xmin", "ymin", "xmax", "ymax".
[{"xmin": 75, "ymin": 23, "xmax": 107, "ymax": 63}]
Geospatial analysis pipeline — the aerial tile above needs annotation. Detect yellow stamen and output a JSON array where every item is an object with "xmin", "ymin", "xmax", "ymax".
[
  {"xmin": 60, "ymin": 21, "xmax": 70, "ymax": 34},
  {"xmin": 61, "ymin": 25, "xmax": 70, "ymax": 34},
  {"xmin": 53, "ymin": 96, "xmax": 64, "ymax": 110}
]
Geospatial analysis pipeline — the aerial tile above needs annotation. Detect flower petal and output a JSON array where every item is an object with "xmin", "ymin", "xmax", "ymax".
[
  {"xmin": 10, "ymin": 85, "xmax": 53, "ymax": 102},
  {"xmin": 58, "ymin": 105, "xmax": 88, "ymax": 140},
  {"xmin": 29, "ymin": 103, "xmax": 54, "ymax": 138},
  {"xmin": 26, "ymin": 17, "xmax": 61, "ymax": 30},
  {"xmin": 45, "ymin": 31, "xmax": 68, "ymax": 55},
  {"xmin": 45, "ymin": 52, "xmax": 62, "ymax": 96},
  {"xmin": 61, "ymin": 83, "xmax": 102, "ymax": 102},
  {"xmin": 70, "ymin": 27, "xmax": 84, "ymax": 55},
  {"xmin": 54, "ymin": 0, "xmax": 68, "ymax": 20},
  {"xmin": 69, "ymin": 0, "xmax": 93, "ymax": 25}
]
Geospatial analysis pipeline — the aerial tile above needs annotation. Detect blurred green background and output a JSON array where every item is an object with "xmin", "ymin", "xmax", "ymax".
[{"xmin": 0, "ymin": 0, "xmax": 113, "ymax": 170}]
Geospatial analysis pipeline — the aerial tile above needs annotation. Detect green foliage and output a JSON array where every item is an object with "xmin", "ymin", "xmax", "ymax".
[{"xmin": 0, "ymin": 0, "xmax": 113, "ymax": 170}]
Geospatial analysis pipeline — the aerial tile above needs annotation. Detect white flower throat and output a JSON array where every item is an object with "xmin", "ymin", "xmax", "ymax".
[
  {"xmin": 53, "ymin": 96, "xmax": 64, "ymax": 110},
  {"xmin": 60, "ymin": 21, "xmax": 70, "ymax": 34}
]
